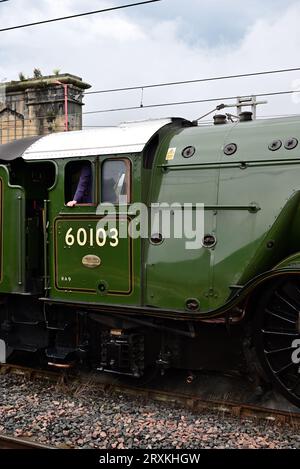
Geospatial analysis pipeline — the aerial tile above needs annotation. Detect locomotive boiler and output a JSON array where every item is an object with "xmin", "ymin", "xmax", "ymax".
[{"xmin": 0, "ymin": 114, "xmax": 299, "ymax": 407}]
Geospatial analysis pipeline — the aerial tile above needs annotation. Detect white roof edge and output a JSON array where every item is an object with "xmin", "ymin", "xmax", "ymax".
[{"xmin": 23, "ymin": 118, "xmax": 184, "ymax": 160}]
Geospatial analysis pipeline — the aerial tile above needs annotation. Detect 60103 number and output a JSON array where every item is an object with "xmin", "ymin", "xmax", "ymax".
[{"xmin": 65, "ymin": 227, "xmax": 119, "ymax": 247}]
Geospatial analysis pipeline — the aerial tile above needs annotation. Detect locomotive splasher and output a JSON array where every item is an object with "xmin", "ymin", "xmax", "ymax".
[{"xmin": 0, "ymin": 116, "xmax": 300, "ymax": 407}]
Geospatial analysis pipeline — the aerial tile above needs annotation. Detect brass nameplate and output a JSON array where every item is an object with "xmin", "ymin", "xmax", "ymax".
[{"xmin": 82, "ymin": 255, "xmax": 101, "ymax": 269}]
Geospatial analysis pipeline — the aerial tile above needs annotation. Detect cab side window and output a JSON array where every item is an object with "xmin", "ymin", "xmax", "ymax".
[
  {"xmin": 101, "ymin": 159, "xmax": 130, "ymax": 204},
  {"xmin": 65, "ymin": 160, "xmax": 94, "ymax": 205}
]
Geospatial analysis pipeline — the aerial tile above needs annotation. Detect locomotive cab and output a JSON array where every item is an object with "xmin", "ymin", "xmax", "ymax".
[{"xmin": 14, "ymin": 119, "xmax": 186, "ymax": 372}]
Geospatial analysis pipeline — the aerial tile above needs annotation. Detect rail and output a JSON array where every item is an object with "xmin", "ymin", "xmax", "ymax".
[{"xmin": 0, "ymin": 434, "xmax": 54, "ymax": 449}]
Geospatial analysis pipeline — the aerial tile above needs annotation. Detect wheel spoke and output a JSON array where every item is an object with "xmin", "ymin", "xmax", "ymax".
[
  {"xmin": 265, "ymin": 308, "xmax": 296, "ymax": 325},
  {"xmin": 262, "ymin": 329, "xmax": 299, "ymax": 337},
  {"xmin": 282, "ymin": 282, "xmax": 300, "ymax": 307},
  {"xmin": 264, "ymin": 346, "xmax": 294, "ymax": 355},
  {"xmin": 273, "ymin": 362, "xmax": 294, "ymax": 375},
  {"xmin": 274, "ymin": 291, "xmax": 299, "ymax": 314}
]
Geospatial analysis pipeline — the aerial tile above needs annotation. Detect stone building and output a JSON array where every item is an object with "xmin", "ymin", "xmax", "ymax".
[{"xmin": 0, "ymin": 73, "xmax": 91, "ymax": 144}]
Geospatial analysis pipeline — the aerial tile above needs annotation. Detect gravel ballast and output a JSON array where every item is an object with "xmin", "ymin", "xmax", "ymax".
[{"xmin": 0, "ymin": 374, "xmax": 299, "ymax": 449}]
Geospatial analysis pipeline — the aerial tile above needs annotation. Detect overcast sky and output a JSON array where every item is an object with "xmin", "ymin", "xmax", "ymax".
[{"xmin": 1, "ymin": 0, "xmax": 300, "ymax": 126}]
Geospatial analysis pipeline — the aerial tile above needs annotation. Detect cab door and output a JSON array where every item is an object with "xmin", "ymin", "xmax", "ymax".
[{"xmin": 51, "ymin": 155, "xmax": 141, "ymax": 306}]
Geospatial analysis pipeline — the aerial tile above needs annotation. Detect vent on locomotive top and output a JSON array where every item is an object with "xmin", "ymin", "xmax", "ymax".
[
  {"xmin": 239, "ymin": 111, "xmax": 253, "ymax": 122},
  {"xmin": 213, "ymin": 114, "xmax": 227, "ymax": 125}
]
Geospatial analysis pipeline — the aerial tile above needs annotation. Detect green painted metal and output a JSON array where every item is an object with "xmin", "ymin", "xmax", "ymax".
[
  {"xmin": 0, "ymin": 165, "xmax": 25, "ymax": 293},
  {"xmin": 2, "ymin": 116, "xmax": 300, "ymax": 318},
  {"xmin": 47, "ymin": 155, "xmax": 141, "ymax": 305},
  {"xmin": 145, "ymin": 116, "xmax": 300, "ymax": 313}
]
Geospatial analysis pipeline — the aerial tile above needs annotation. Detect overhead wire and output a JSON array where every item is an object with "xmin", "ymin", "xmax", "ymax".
[
  {"xmin": 82, "ymin": 90, "xmax": 298, "ymax": 115},
  {"xmin": 0, "ymin": 89, "xmax": 298, "ymax": 123},
  {"xmin": 4, "ymin": 110, "xmax": 300, "ymax": 142},
  {"xmin": 0, "ymin": 0, "xmax": 161, "ymax": 33},
  {"xmin": 1, "ymin": 65, "xmax": 299, "ymax": 105},
  {"xmin": 84, "ymin": 67, "xmax": 300, "ymax": 96},
  {"xmin": 3, "ymin": 109, "xmax": 300, "ymax": 143}
]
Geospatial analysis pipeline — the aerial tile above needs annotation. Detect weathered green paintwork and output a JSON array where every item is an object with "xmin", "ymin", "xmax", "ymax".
[{"xmin": 0, "ymin": 165, "xmax": 25, "ymax": 293}]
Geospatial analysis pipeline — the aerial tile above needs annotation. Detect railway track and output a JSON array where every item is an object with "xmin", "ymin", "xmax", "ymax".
[
  {"xmin": 112, "ymin": 384, "xmax": 300, "ymax": 426},
  {"xmin": 0, "ymin": 434, "xmax": 54, "ymax": 449},
  {"xmin": 1, "ymin": 363, "xmax": 300, "ymax": 428}
]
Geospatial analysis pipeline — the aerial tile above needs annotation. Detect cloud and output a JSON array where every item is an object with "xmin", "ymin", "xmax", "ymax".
[
  {"xmin": 0, "ymin": 0, "xmax": 299, "ymax": 126},
  {"xmin": 131, "ymin": 0, "xmax": 300, "ymax": 46}
]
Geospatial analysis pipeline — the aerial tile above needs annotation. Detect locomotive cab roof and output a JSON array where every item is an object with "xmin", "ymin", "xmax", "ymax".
[
  {"xmin": 0, "ymin": 136, "xmax": 42, "ymax": 161},
  {"xmin": 10, "ymin": 118, "xmax": 189, "ymax": 161}
]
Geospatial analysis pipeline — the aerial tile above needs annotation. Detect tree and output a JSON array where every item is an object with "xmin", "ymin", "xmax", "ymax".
[
  {"xmin": 33, "ymin": 68, "xmax": 42, "ymax": 79},
  {"xmin": 18, "ymin": 72, "xmax": 26, "ymax": 81}
]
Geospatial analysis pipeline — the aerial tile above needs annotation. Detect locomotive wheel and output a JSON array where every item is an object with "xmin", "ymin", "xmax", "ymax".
[{"xmin": 254, "ymin": 277, "xmax": 300, "ymax": 407}]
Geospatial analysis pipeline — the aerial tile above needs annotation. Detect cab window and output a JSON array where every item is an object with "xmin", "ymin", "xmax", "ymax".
[
  {"xmin": 65, "ymin": 160, "xmax": 94, "ymax": 205},
  {"xmin": 101, "ymin": 159, "xmax": 130, "ymax": 204}
]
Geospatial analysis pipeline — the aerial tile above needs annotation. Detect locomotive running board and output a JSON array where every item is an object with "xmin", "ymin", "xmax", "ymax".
[{"xmin": 39, "ymin": 296, "xmax": 197, "ymax": 320}]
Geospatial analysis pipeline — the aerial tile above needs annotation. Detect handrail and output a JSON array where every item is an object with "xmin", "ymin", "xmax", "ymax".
[
  {"xmin": 43, "ymin": 199, "xmax": 50, "ymax": 293},
  {"xmin": 17, "ymin": 195, "xmax": 23, "ymax": 285}
]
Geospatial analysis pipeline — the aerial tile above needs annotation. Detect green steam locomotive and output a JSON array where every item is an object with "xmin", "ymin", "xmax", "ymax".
[{"xmin": 0, "ymin": 113, "xmax": 299, "ymax": 407}]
